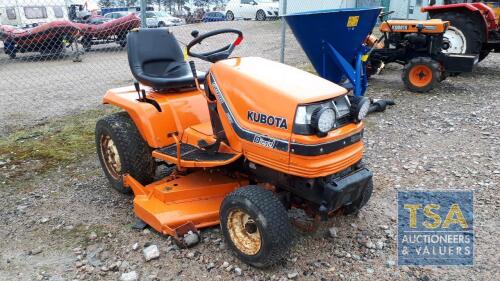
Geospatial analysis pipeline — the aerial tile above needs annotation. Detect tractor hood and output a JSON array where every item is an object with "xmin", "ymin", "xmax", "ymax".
[{"xmin": 209, "ymin": 57, "xmax": 347, "ymax": 140}]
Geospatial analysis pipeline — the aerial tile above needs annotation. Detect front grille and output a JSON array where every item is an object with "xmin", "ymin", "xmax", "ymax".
[{"xmin": 336, "ymin": 114, "xmax": 353, "ymax": 128}]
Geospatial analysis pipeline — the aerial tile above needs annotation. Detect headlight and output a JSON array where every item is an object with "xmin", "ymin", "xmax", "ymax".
[
  {"xmin": 294, "ymin": 95, "xmax": 361, "ymax": 136},
  {"xmin": 349, "ymin": 96, "xmax": 370, "ymax": 122},
  {"xmin": 311, "ymin": 107, "xmax": 335, "ymax": 134}
]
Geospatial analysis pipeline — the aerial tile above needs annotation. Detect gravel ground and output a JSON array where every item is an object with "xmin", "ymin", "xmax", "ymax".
[{"xmin": 0, "ymin": 20, "xmax": 499, "ymax": 281}]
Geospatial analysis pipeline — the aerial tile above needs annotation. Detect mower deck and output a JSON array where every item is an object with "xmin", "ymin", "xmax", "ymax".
[{"xmin": 124, "ymin": 170, "xmax": 248, "ymax": 239}]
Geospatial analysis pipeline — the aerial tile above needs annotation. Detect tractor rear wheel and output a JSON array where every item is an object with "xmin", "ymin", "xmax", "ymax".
[
  {"xmin": 432, "ymin": 11, "xmax": 484, "ymax": 57},
  {"xmin": 402, "ymin": 57, "xmax": 441, "ymax": 93},
  {"xmin": 95, "ymin": 112, "xmax": 156, "ymax": 194},
  {"xmin": 220, "ymin": 186, "xmax": 292, "ymax": 268}
]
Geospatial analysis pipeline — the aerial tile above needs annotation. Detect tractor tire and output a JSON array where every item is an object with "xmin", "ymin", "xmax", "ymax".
[
  {"xmin": 256, "ymin": 10, "xmax": 266, "ymax": 21},
  {"xmin": 402, "ymin": 57, "xmax": 441, "ymax": 93},
  {"xmin": 478, "ymin": 49, "xmax": 491, "ymax": 62},
  {"xmin": 95, "ymin": 112, "xmax": 156, "ymax": 194},
  {"xmin": 343, "ymin": 178, "xmax": 373, "ymax": 215},
  {"xmin": 432, "ymin": 11, "xmax": 484, "ymax": 56},
  {"xmin": 226, "ymin": 11, "xmax": 235, "ymax": 21},
  {"xmin": 220, "ymin": 185, "xmax": 292, "ymax": 268}
]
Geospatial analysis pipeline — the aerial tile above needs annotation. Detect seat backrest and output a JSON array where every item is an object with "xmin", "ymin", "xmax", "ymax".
[{"xmin": 128, "ymin": 28, "xmax": 191, "ymax": 89}]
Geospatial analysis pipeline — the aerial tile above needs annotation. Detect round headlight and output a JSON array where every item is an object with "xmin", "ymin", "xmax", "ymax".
[
  {"xmin": 357, "ymin": 98, "xmax": 370, "ymax": 121},
  {"xmin": 350, "ymin": 96, "xmax": 370, "ymax": 122},
  {"xmin": 311, "ymin": 107, "xmax": 335, "ymax": 134}
]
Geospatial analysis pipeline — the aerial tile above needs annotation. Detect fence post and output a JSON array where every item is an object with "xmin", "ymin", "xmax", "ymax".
[
  {"xmin": 279, "ymin": 0, "xmax": 288, "ymax": 63},
  {"xmin": 140, "ymin": 0, "xmax": 147, "ymax": 28}
]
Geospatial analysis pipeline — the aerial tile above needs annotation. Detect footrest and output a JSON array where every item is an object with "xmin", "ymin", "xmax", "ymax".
[{"xmin": 152, "ymin": 143, "xmax": 241, "ymax": 168}]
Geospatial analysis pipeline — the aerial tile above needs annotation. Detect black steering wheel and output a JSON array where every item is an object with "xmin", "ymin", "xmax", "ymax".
[{"xmin": 186, "ymin": 29, "xmax": 243, "ymax": 63}]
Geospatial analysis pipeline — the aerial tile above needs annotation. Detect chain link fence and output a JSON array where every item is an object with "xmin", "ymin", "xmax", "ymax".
[{"xmin": 0, "ymin": 0, "xmax": 388, "ymax": 132}]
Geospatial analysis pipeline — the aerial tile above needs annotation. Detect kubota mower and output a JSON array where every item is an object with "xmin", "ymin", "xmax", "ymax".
[
  {"xmin": 96, "ymin": 28, "xmax": 373, "ymax": 267},
  {"xmin": 366, "ymin": 11, "xmax": 478, "ymax": 93}
]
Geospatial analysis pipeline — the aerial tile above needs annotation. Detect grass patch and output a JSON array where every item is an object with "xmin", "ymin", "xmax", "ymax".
[{"xmin": 0, "ymin": 107, "xmax": 118, "ymax": 179}]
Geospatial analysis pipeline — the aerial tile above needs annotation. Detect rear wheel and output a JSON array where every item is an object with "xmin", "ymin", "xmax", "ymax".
[
  {"xmin": 226, "ymin": 11, "xmax": 234, "ymax": 21},
  {"xmin": 432, "ymin": 11, "xmax": 484, "ymax": 56},
  {"xmin": 442, "ymin": 26, "xmax": 467, "ymax": 54},
  {"xmin": 220, "ymin": 186, "xmax": 292, "ymax": 268},
  {"xmin": 95, "ymin": 112, "xmax": 156, "ymax": 194},
  {"xmin": 402, "ymin": 57, "xmax": 441, "ymax": 93},
  {"xmin": 256, "ymin": 10, "xmax": 266, "ymax": 21},
  {"xmin": 478, "ymin": 49, "xmax": 491, "ymax": 62},
  {"xmin": 158, "ymin": 21, "xmax": 166, "ymax": 28}
]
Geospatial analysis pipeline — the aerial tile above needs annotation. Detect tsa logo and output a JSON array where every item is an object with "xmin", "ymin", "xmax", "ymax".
[{"xmin": 397, "ymin": 191, "xmax": 474, "ymax": 266}]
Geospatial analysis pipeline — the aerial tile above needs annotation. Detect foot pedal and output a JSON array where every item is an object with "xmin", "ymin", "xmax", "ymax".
[{"xmin": 197, "ymin": 139, "xmax": 220, "ymax": 155}]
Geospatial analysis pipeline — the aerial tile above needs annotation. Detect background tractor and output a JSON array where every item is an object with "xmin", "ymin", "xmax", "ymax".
[{"xmin": 422, "ymin": 0, "xmax": 500, "ymax": 62}]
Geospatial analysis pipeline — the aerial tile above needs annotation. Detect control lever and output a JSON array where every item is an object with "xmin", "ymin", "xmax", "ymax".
[
  {"xmin": 134, "ymin": 81, "xmax": 141, "ymax": 100},
  {"xmin": 189, "ymin": 61, "xmax": 201, "ymax": 91},
  {"xmin": 133, "ymin": 82, "xmax": 162, "ymax": 112}
]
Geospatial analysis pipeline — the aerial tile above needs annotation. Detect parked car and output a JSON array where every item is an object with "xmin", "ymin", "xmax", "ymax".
[
  {"xmin": 145, "ymin": 11, "xmax": 185, "ymax": 27},
  {"xmin": 103, "ymin": 11, "xmax": 135, "ymax": 20},
  {"xmin": 202, "ymin": 12, "xmax": 226, "ymax": 22},
  {"xmin": 225, "ymin": 0, "xmax": 279, "ymax": 21}
]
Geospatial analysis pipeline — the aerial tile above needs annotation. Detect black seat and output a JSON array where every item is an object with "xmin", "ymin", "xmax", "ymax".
[{"xmin": 127, "ymin": 28, "xmax": 205, "ymax": 90}]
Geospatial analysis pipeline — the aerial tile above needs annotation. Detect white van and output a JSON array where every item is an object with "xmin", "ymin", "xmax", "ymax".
[{"xmin": 0, "ymin": 0, "xmax": 69, "ymax": 27}]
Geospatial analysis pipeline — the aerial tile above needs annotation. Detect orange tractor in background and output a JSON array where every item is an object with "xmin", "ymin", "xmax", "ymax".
[
  {"xmin": 95, "ymin": 28, "xmax": 374, "ymax": 267},
  {"xmin": 366, "ymin": 11, "xmax": 477, "ymax": 92}
]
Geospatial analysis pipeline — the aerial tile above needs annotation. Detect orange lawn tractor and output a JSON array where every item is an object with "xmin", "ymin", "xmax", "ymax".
[
  {"xmin": 95, "ymin": 28, "xmax": 373, "ymax": 267},
  {"xmin": 366, "ymin": 11, "xmax": 478, "ymax": 93}
]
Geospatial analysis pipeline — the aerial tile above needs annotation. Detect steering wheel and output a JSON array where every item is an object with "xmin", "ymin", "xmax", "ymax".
[{"xmin": 186, "ymin": 29, "xmax": 243, "ymax": 63}]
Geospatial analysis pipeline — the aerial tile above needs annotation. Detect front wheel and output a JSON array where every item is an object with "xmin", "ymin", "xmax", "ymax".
[
  {"xmin": 402, "ymin": 57, "xmax": 440, "ymax": 93},
  {"xmin": 95, "ymin": 112, "xmax": 156, "ymax": 194},
  {"xmin": 220, "ymin": 186, "xmax": 292, "ymax": 268},
  {"xmin": 226, "ymin": 11, "xmax": 234, "ymax": 21},
  {"xmin": 256, "ymin": 10, "xmax": 266, "ymax": 21}
]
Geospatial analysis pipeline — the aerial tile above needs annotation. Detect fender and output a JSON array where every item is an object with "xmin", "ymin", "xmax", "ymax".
[
  {"xmin": 422, "ymin": 3, "xmax": 497, "ymax": 34},
  {"xmin": 102, "ymin": 86, "xmax": 211, "ymax": 148}
]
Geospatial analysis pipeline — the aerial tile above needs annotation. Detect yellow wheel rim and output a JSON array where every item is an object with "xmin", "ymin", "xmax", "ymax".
[
  {"xmin": 100, "ymin": 134, "xmax": 122, "ymax": 179},
  {"xmin": 227, "ymin": 209, "xmax": 262, "ymax": 256}
]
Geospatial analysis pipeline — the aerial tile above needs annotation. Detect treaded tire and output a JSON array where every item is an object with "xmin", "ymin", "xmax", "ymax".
[
  {"xmin": 343, "ymin": 178, "xmax": 373, "ymax": 215},
  {"xmin": 432, "ymin": 11, "xmax": 484, "ymax": 55},
  {"xmin": 402, "ymin": 57, "xmax": 441, "ymax": 93},
  {"xmin": 226, "ymin": 11, "xmax": 234, "ymax": 21},
  {"xmin": 478, "ymin": 50, "xmax": 491, "ymax": 62},
  {"xmin": 256, "ymin": 10, "xmax": 266, "ymax": 21},
  {"xmin": 95, "ymin": 111, "xmax": 156, "ymax": 194},
  {"xmin": 220, "ymin": 185, "xmax": 292, "ymax": 268}
]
